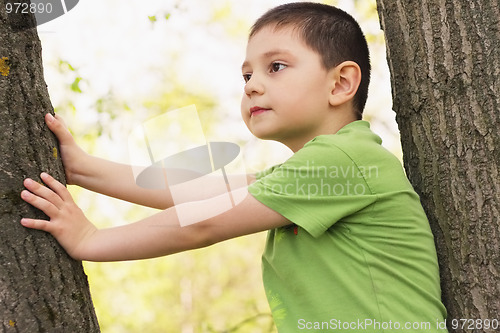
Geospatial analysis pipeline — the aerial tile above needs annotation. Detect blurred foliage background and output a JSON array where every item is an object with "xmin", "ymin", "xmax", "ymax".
[{"xmin": 37, "ymin": 0, "xmax": 397, "ymax": 332}]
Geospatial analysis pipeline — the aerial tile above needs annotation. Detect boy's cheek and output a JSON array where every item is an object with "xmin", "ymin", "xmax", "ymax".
[{"xmin": 240, "ymin": 101, "xmax": 250, "ymax": 120}]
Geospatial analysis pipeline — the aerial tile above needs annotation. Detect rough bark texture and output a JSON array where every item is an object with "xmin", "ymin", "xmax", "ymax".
[
  {"xmin": 0, "ymin": 2, "xmax": 100, "ymax": 332},
  {"xmin": 376, "ymin": 0, "xmax": 500, "ymax": 331}
]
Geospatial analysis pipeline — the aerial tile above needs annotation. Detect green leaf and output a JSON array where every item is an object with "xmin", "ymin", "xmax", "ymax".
[
  {"xmin": 70, "ymin": 77, "xmax": 82, "ymax": 93},
  {"xmin": 59, "ymin": 59, "xmax": 76, "ymax": 72}
]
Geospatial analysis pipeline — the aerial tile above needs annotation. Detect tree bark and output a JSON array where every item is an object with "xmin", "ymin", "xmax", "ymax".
[
  {"xmin": 0, "ymin": 2, "xmax": 99, "ymax": 332},
  {"xmin": 376, "ymin": 0, "xmax": 500, "ymax": 331}
]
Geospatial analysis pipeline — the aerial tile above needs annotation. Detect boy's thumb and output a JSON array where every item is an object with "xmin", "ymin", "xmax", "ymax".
[
  {"xmin": 46, "ymin": 113, "xmax": 56, "ymax": 123},
  {"xmin": 45, "ymin": 113, "xmax": 70, "ymax": 141}
]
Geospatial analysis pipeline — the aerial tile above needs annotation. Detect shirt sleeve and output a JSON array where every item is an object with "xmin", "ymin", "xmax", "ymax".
[{"xmin": 248, "ymin": 137, "xmax": 378, "ymax": 237}]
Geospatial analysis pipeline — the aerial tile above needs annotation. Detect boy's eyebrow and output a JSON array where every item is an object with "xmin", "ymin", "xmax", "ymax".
[{"xmin": 241, "ymin": 49, "xmax": 294, "ymax": 70}]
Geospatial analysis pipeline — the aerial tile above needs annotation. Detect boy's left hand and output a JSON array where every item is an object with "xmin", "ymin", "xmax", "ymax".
[{"xmin": 20, "ymin": 173, "xmax": 97, "ymax": 260}]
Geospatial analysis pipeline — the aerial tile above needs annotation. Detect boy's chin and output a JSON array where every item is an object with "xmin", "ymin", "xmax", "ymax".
[
  {"xmin": 249, "ymin": 130, "xmax": 276, "ymax": 141},
  {"xmin": 254, "ymin": 133, "xmax": 288, "ymax": 147}
]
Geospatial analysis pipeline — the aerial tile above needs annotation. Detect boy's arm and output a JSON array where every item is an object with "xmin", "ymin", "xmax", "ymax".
[
  {"xmin": 71, "ymin": 154, "xmax": 176, "ymax": 209},
  {"xmin": 48, "ymin": 113, "xmax": 254, "ymax": 209},
  {"xmin": 20, "ymin": 172, "xmax": 289, "ymax": 262},
  {"xmin": 47, "ymin": 113, "xmax": 172, "ymax": 209}
]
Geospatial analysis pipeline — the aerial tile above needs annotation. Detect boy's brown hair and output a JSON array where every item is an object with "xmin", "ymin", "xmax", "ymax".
[{"xmin": 250, "ymin": 2, "xmax": 371, "ymax": 118}]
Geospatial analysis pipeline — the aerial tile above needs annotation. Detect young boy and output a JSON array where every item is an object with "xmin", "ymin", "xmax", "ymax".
[{"xmin": 21, "ymin": 2, "xmax": 448, "ymax": 332}]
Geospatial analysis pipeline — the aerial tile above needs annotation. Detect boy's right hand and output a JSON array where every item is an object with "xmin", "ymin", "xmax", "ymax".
[
  {"xmin": 45, "ymin": 113, "xmax": 88, "ymax": 185},
  {"xmin": 21, "ymin": 172, "xmax": 97, "ymax": 261}
]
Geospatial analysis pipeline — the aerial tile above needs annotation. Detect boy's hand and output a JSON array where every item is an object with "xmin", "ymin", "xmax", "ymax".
[
  {"xmin": 45, "ymin": 113, "xmax": 88, "ymax": 185},
  {"xmin": 20, "ymin": 172, "xmax": 97, "ymax": 260}
]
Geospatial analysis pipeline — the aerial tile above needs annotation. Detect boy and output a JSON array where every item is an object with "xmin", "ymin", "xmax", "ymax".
[{"xmin": 21, "ymin": 2, "xmax": 448, "ymax": 332}]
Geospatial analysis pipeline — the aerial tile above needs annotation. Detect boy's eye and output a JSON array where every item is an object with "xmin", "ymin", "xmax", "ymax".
[
  {"xmin": 270, "ymin": 62, "xmax": 287, "ymax": 73},
  {"xmin": 243, "ymin": 73, "xmax": 252, "ymax": 83}
]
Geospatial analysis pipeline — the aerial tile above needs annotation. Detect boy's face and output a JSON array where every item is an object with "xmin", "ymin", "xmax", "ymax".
[{"xmin": 241, "ymin": 26, "xmax": 334, "ymax": 151}]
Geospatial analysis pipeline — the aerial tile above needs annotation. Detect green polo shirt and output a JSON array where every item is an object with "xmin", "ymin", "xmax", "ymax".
[{"xmin": 248, "ymin": 121, "xmax": 447, "ymax": 332}]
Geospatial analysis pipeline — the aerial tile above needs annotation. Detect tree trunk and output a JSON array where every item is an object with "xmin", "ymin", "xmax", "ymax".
[
  {"xmin": 376, "ymin": 0, "xmax": 500, "ymax": 332},
  {"xmin": 0, "ymin": 3, "xmax": 100, "ymax": 332}
]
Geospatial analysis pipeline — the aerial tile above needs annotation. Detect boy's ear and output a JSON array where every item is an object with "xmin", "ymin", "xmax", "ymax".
[{"xmin": 328, "ymin": 61, "xmax": 362, "ymax": 107}]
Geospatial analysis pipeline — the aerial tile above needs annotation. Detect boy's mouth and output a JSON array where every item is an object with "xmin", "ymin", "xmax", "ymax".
[{"xmin": 250, "ymin": 106, "xmax": 270, "ymax": 116}]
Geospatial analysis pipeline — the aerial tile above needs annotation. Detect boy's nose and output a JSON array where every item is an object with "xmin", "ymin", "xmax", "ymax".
[{"xmin": 244, "ymin": 75, "xmax": 264, "ymax": 96}]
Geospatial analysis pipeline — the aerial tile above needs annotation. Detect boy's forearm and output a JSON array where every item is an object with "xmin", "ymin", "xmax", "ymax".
[
  {"xmin": 77, "ymin": 188, "xmax": 288, "ymax": 262},
  {"xmin": 72, "ymin": 155, "xmax": 173, "ymax": 209},
  {"xmin": 78, "ymin": 207, "xmax": 212, "ymax": 262},
  {"xmin": 71, "ymin": 153, "xmax": 256, "ymax": 210}
]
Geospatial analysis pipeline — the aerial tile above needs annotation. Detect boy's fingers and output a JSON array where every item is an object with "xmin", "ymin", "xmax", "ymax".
[
  {"xmin": 22, "ymin": 174, "xmax": 74, "ymax": 219},
  {"xmin": 45, "ymin": 113, "xmax": 73, "ymax": 143},
  {"xmin": 21, "ymin": 190, "xmax": 59, "ymax": 217},
  {"xmin": 40, "ymin": 173, "xmax": 73, "ymax": 202},
  {"xmin": 23, "ymin": 177, "xmax": 64, "ymax": 208},
  {"xmin": 20, "ymin": 218, "xmax": 54, "ymax": 233},
  {"xmin": 45, "ymin": 113, "xmax": 56, "ymax": 127}
]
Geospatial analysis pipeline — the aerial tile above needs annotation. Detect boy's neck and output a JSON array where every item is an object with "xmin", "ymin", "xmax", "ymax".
[{"xmin": 284, "ymin": 111, "xmax": 359, "ymax": 152}]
